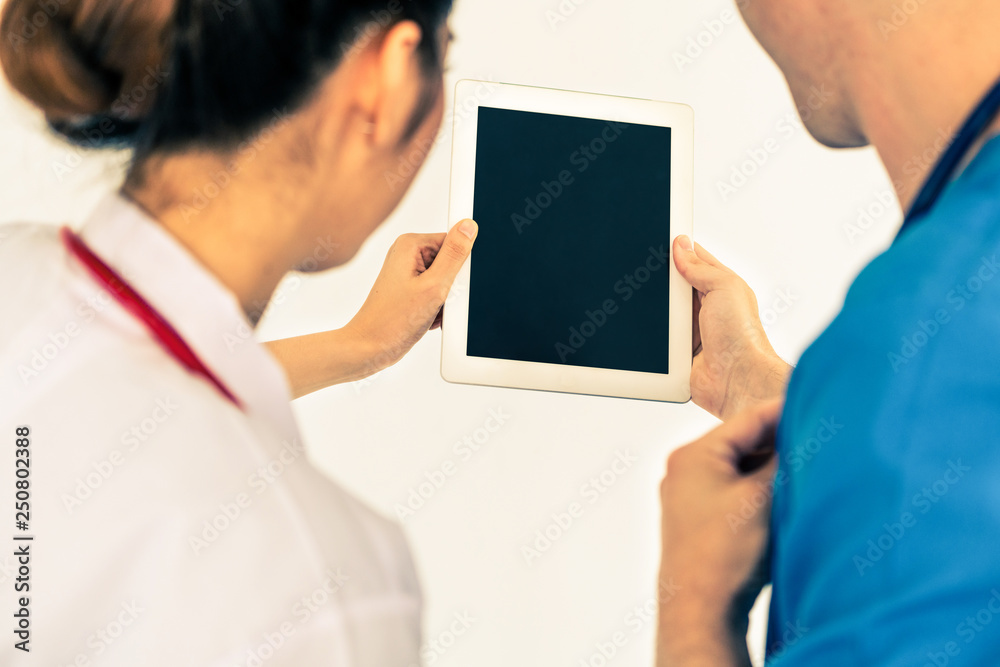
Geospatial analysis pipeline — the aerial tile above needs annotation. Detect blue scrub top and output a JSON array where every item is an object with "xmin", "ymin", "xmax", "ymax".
[{"xmin": 766, "ymin": 133, "xmax": 1000, "ymax": 665}]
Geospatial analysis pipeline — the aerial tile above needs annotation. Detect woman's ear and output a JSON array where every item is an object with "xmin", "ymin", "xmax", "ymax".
[{"xmin": 367, "ymin": 20, "xmax": 427, "ymax": 149}]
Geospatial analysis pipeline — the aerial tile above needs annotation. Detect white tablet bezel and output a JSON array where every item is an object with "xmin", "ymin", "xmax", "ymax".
[{"xmin": 441, "ymin": 80, "xmax": 693, "ymax": 403}]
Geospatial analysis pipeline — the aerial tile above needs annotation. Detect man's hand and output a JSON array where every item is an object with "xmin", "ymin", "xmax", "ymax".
[
  {"xmin": 266, "ymin": 220, "xmax": 477, "ymax": 398},
  {"xmin": 673, "ymin": 236, "xmax": 792, "ymax": 421},
  {"xmin": 657, "ymin": 399, "xmax": 783, "ymax": 667}
]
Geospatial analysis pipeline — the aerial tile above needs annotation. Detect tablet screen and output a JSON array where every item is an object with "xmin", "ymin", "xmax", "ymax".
[{"xmin": 467, "ymin": 106, "xmax": 673, "ymax": 375}]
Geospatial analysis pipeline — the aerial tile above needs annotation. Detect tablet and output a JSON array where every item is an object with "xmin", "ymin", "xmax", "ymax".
[{"xmin": 441, "ymin": 81, "xmax": 693, "ymax": 403}]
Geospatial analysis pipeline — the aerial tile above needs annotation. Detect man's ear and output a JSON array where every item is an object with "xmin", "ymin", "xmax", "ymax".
[{"xmin": 362, "ymin": 20, "xmax": 426, "ymax": 149}]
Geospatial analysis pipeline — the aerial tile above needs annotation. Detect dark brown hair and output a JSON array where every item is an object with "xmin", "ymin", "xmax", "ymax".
[{"xmin": 0, "ymin": 0, "xmax": 452, "ymax": 153}]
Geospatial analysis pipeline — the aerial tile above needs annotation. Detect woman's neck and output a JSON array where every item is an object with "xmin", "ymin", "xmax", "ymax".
[{"xmin": 123, "ymin": 153, "xmax": 310, "ymax": 325}]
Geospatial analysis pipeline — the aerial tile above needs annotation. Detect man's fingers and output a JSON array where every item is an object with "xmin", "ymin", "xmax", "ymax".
[
  {"xmin": 673, "ymin": 236, "xmax": 729, "ymax": 294},
  {"xmin": 710, "ymin": 399, "xmax": 784, "ymax": 466},
  {"xmin": 692, "ymin": 288, "xmax": 703, "ymax": 356},
  {"xmin": 737, "ymin": 441, "xmax": 779, "ymax": 476},
  {"xmin": 424, "ymin": 219, "xmax": 478, "ymax": 283},
  {"xmin": 742, "ymin": 453, "xmax": 778, "ymax": 485},
  {"xmin": 430, "ymin": 307, "xmax": 444, "ymax": 330},
  {"xmin": 692, "ymin": 242, "xmax": 730, "ymax": 271}
]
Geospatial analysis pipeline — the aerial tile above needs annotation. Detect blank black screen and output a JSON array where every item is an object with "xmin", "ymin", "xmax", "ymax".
[{"xmin": 467, "ymin": 106, "xmax": 672, "ymax": 374}]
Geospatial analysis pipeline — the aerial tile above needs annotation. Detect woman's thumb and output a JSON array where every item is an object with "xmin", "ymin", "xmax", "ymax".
[{"xmin": 426, "ymin": 219, "xmax": 478, "ymax": 283}]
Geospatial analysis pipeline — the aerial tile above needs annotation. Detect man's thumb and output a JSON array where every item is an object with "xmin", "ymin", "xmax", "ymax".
[
  {"xmin": 673, "ymin": 235, "xmax": 725, "ymax": 294},
  {"xmin": 426, "ymin": 219, "xmax": 478, "ymax": 281}
]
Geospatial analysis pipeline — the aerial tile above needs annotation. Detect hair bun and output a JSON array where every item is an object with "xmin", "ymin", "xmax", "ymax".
[{"xmin": 0, "ymin": 0, "xmax": 175, "ymax": 139}]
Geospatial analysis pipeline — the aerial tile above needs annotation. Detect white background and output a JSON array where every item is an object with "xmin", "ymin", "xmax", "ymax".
[{"xmin": 0, "ymin": 0, "xmax": 900, "ymax": 665}]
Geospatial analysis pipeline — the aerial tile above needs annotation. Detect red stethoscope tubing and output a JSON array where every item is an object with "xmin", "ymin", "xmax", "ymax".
[{"xmin": 60, "ymin": 226, "xmax": 243, "ymax": 410}]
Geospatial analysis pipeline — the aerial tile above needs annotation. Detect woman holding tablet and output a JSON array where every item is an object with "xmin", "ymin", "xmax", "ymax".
[
  {"xmin": 10, "ymin": 1, "xmax": 997, "ymax": 666},
  {"xmin": 0, "ymin": 0, "xmax": 474, "ymax": 664}
]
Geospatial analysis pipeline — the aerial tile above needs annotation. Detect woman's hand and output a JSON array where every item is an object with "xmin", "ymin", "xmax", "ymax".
[
  {"xmin": 347, "ymin": 219, "xmax": 479, "ymax": 372},
  {"xmin": 266, "ymin": 219, "xmax": 477, "ymax": 399},
  {"xmin": 657, "ymin": 399, "xmax": 783, "ymax": 667},
  {"xmin": 673, "ymin": 236, "xmax": 792, "ymax": 422}
]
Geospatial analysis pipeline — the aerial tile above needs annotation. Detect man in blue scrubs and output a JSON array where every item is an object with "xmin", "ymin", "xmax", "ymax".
[{"xmin": 655, "ymin": 1, "xmax": 1000, "ymax": 664}]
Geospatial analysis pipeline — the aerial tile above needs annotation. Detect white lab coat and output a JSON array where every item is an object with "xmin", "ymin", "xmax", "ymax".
[{"xmin": 0, "ymin": 194, "xmax": 423, "ymax": 666}]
